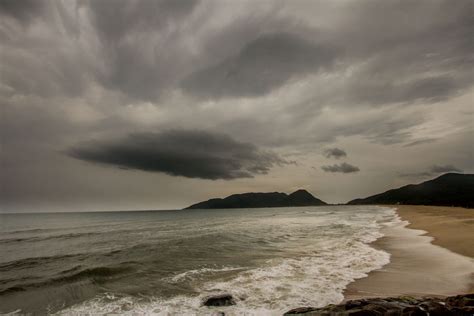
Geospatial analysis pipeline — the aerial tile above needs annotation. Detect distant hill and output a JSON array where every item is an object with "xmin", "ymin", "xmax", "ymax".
[
  {"xmin": 185, "ymin": 189, "xmax": 327, "ymax": 209},
  {"xmin": 348, "ymin": 173, "xmax": 474, "ymax": 208}
]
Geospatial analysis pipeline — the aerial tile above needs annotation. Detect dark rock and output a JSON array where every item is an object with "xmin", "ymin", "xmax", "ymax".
[
  {"xmin": 347, "ymin": 310, "xmax": 378, "ymax": 316},
  {"xmin": 284, "ymin": 307, "xmax": 319, "ymax": 314},
  {"xmin": 283, "ymin": 294, "xmax": 474, "ymax": 315},
  {"xmin": 202, "ymin": 294, "xmax": 236, "ymax": 307},
  {"xmin": 399, "ymin": 306, "xmax": 426, "ymax": 316},
  {"xmin": 446, "ymin": 293, "xmax": 474, "ymax": 307}
]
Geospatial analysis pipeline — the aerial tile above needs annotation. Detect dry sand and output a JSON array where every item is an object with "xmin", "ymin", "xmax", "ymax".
[{"xmin": 345, "ymin": 205, "xmax": 474, "ymax": 300}]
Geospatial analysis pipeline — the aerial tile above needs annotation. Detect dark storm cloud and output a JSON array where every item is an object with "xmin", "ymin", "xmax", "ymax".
[
  {"xmin": 179, "ymin": 0, "xmax": 473, "ymax": 104},
  {"xmin": 0, "ymin": 0, "xmax": 44, "ymax": 23},
  {"xmin": 85, "ymin": 0, "xmax": 200, "ymax": 100},
  {"xmin": 335, "ymin": 111, "xmax": 426, "ymax": 145},
  {"xmin": 182, "ymin": 33, "xmax": 337, "ymax": 99},
  {"xmin": 0, "ymin": 1, "xmax": 90, "ymax": 98},
  {"xmin": 323, "ymin": 148, "xmax": 347, "ymax": 159},
  {"xmin": 403, "ymin": 138, "xmax": 438, "ymax": 147},
  {"xmin": 0, "ymin": 0, "xmax": 201, "ymax": 100},
  {"xmin": 321, "ymin": 162, "xmax": 360, "ymax": 174},
  {"xmin": 400, "ymin": 164, "xmax": 462, "ymax": 178},
  {"xmin": 324, "ymin": 0, "xmax": 474, "ymax": 107},
  {"xmin": 87, "ymin": 0, "xmax": 199, "ymax": 41},
  {"xmin": 68, "ymin": 130, "xmax": 286, "ymax": 180},
  {"xmin": 348, "ymin": 75, "xmax": 467, "ymax": 106},
  {"xmin": 2, "ymin": 0, "xmax": 472, "ymax": 105}
]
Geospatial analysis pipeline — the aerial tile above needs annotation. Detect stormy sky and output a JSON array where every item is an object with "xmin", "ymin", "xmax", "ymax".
[{"xmin": 1, "ymin": 0, "xmax": 473, "ymax": 212}]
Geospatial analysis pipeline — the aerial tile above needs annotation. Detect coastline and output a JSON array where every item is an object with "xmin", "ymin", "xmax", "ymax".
[{"xmin": 345, "ymin": 205, "xmax": 474, "ymax": 300}]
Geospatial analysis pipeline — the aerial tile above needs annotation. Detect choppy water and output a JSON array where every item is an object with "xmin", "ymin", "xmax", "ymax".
[{"xmin": 0, "ymin": 206, "xmax": 399, "ymax": 315}]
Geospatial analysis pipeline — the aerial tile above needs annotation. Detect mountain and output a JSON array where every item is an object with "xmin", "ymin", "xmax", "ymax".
[
  {"xmin": 348, "ymin": 173, "xmax": 474, "ymax": 208},
  {"xmin": 185, "ymin": 189, "xmax": 327, "ymax": 209}
]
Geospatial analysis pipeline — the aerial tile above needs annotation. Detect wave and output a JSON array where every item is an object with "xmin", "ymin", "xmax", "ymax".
[
  {"xmin": 168, "ymin": 266, "xmax": 247, "ymax": 283},
  {"xmin": 58, "ymin": 217, "xmax": 396, "ymax": 315},
  {"xmin": 0, "ymin": 228, "xmax": 53, "ymax": 235},
  {"xmin": 57, "ymin": 266, "xmax": 134, "ymax": 281},
  {"xmin": 23, "ymin": 206, "xmax": 401, "ymax": 315},
  {"xmin": 58, "ymin": 244, "xmax": 391, "ymax": 315},
  {"xmin": 0, "ymin": 286, "xmax": 26, "ymax": 295},
  {"xmin": 0, "ymin": 254, "xmax": 84, "ymax": 272},
  {"xmin": 0, "ymin": 265, "xmax": 134, "ymax": 296},
  {"xmin": 0, "ymin": 232, "xmax": 104, "ymax": 245}
]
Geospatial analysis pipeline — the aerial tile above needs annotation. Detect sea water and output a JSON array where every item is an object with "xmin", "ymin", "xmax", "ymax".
[{"xmin": 0, "ymin": 206, "xmax": 399, "ymax": 315}]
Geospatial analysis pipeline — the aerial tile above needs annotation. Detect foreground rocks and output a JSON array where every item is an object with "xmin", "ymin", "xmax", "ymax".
[
  {"xmin": 202, "ymin": 294, "xmax": 236, "ymax": 307},
  {"xmin": 284, "ymin": 294, "xmax": 474, "ymax": 315}
]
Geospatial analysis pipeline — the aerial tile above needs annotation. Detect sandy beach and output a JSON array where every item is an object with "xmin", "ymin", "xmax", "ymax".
[
  {"xmin": 345, "ymin": 205, "xmax": 474, "ymax": 300},
  {"xmin": 396, "ymin": 205, "xmax": 474, "ymax": 258}
]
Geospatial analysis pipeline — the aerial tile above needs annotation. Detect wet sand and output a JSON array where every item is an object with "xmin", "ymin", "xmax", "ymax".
[
  {"xmin": 395, "ymin": 205, "xmax": 474, "ymax": 258},
  {"xmin": 345, "ymin": 205, "xmax": 474, "ymax": 300}
]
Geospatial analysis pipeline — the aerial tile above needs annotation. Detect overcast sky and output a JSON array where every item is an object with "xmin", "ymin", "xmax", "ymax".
[{"xmin": 1, "ymin": 0, "xmax": 473, "ymax": 212}]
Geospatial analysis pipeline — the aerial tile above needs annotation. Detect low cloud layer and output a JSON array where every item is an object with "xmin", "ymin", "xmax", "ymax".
[
  {"xmin": 321, "ymin": 162, "xmax": 360, "ymax": 174},
  {"xmin": 400, "ymin": 164, "xmax": 462, "ymax": 178},
  {"xmin": 323, "ymin": 148, "xmax": 347, "ymax": 159},
  {"xmin": 68, "ymin": 130, "xmax": 285, "ymax": 180},
  {"xmin": 430, "ymin": 165, "xmax": 461, "ymax": 173}
]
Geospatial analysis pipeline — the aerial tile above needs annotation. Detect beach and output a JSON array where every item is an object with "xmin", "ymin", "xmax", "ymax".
[
  {"xmin": 345, "ymin": 205, "xmax": 474, "ymax": 300},
  {"xmin": 396, "ymin": 205, "xmax": 474, "ymax": 258}
]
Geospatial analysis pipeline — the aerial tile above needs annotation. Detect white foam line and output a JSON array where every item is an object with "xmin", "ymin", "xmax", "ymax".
[{"xmin": 168, "ymin": 266, "xmax": 246, "ymax": 283}]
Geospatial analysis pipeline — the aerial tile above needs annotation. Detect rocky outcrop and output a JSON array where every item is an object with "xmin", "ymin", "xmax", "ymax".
[
  {"xmin": 202, "ymin": 294, "xmax": 236, "ymax": 307},
  {"xmin": 284, "ymin": 294, "xmax": 474, "ymax": 315}
]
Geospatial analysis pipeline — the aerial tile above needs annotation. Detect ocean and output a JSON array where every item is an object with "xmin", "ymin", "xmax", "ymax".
[{"xmin": 0, "ymin": 206, "xmax": 399, "ymax": 315}]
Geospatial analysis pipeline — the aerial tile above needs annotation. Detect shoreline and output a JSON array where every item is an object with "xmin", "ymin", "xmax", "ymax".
[
  {"xmin": 395, "ymin": 205, "xmax": 474, "ymax": 258},
  {"xmin": 344, "ymin": 205, "xmax": 474, "ymax": 300}
]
